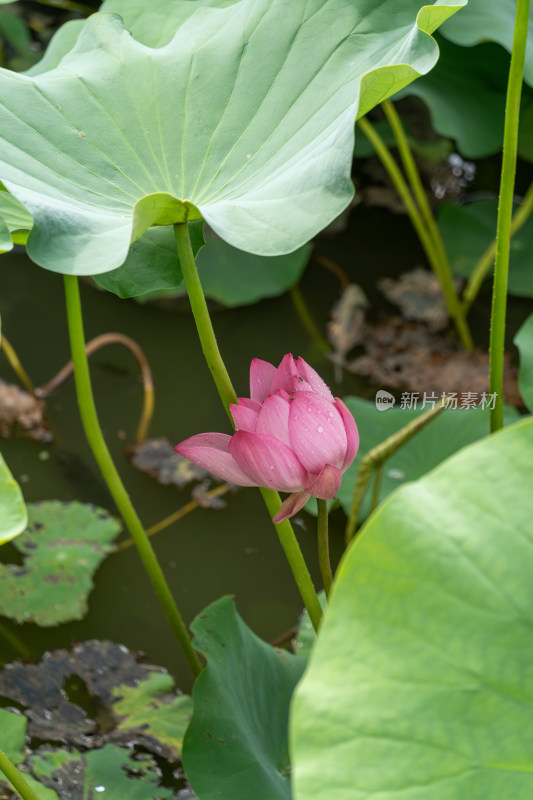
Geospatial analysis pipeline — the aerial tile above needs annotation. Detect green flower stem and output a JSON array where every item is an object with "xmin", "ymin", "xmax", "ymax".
[
  {"xmin": 0, "ymin": 750, "xmax": 43, "ymax": 800},
  {"xmin": 489, "ymin": 0, "xmax": 530, "ymax": 433},
  {"xmin": 316, "ymin": 499, "xmax": 333, "ymax": 598},
  {"xmin": 174, "ymin": 223, "xmax": 323, "ymax": 633},
  {"xmin": 357, "ymin": 116, "xmax": 473, "ymax": 352},
  {"xmin": 174, "ymin": 224, "xmax": 237, "ymax": 421},
  {"xmin": 260, "ymin": 487, "xmax": 323, "ymax": 632},
  {"xmin": 63, "ymin": 275, "xmax": 202, "ymax": 679},
  {"xmin": 381, "ymin": 100, "xmax": 451, "ymax": 281},
  {"xmin": 345, "ymin": 402, "xmax": 446, "ymax": 545}
]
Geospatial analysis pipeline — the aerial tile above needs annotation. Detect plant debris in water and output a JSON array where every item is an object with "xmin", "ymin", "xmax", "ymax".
[
  {"xmin": 0, "ymin": 379, "xmax": 52, "ymax": 442},
  {"xmin": 128, "ymin": 438, "xmax": 208, "ymax": 488},
  {"xmin": 378, "ymin": 268, "xmax": 459, "ymax": 332}
]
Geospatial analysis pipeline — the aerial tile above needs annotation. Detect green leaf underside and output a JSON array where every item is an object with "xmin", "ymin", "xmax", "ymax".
[
  {"xmin": 183, "ymin": 596, "xmax": 306, "ymax": 800},
  {"xmin": 0, "ymin": 501, "xmax": 120, "ymax": 625},
  {"xmin": 337, "ymin": 398, "xmax": 519, "ymax": 521},
  {"xmin": 112, "ymin": 673, "xmax": 193, "ymax": 759},
  {"xmin": 0, "ymin": 708, "xmax": 27, "ymax": 765},
  {"xmin": 0, "ymin": 0, "xmax": 466, "ymax": 276},
  {"xmin": 29, "ymin": 744, "xmax": 173, "ymax": 800},
  {"xmin": 0, "ymin": 451, "xmax": 27, "ymax": 545},
  {"xmin": 440, "ymin": 0, "xmax": 533, "ymax": 87},
  {"xmin": 292, "ymin": 417, "xmax": 533, "ymax": 800},
  {"xmin": 515, "ymin": 314, "xmax": 533, "ymax": 414},
  {"xmin": 439, "ymin": 199, "xmax": 533, "ymax": 297}
]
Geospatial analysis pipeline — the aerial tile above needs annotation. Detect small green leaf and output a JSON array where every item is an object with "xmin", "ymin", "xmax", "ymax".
[
  {"xmin": 338, "ymin": 397, "xmax": 519, "ymax": 521},
  {"xmin": 113, "ymin": 673, "xmax": 193, "ymax": 759},
  {"xmin": 0, "ymin": 1, "xmax": 467, "ymax": 276},
  {"xmin": 29, "ymin": 744, "xmax": 173, "ymax": 800},
  {"xmin": 183, "ymin": 596, "xmax": 306, "ymax": 800},
  {"xmin": 0, "ymin": 708, "xmax": 27, "ymax": 764},
  {"xmin": 439, "ymin": 198, "xmax": 533, "ymax": 297},
  {"xmin": 0, "ymin": 501, "xmax": 120, "ymax": 625},
  {"xmin": 292, "ymin": 417, "xmax": 533, "ymax": 800},
  {"xmin": 0, "ymin": 450, "xmax": 27, "ymax": 545},
  {"xmin": 514, "ymin": 313, "xmax": 533, "ymax": 413}
]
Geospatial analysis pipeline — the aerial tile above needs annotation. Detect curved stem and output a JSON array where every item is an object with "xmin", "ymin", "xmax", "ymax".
[
  {"xmin": 0, "ymin": 750, "xmax": 43, "ymax": 800},
  {"xmin": 489, "ymin": 0, "xmax": 530, "ymax": 432},
  {"xmin": 357, "ymin": 116, "xmax": 473, "ymax": 351},
  {"xmin": 174, "ymin": 222, "xmax": 323, "ymax": 632},
  {"xmin": 0, "ymin": 335, "xmax": 34, "ymax": 394},
  {"xmin": 63, "ymin": 276, "xmax": 201, "ymax": 678},
  {"xmin": 463, "ymin": 180, "xmax": 533, "ymax": 313},
  {"xmin": 316, "ymin": 499, "xmax": 333, "ymax": 598},
  {"xmin": 36, "ymin": 332, "xmax": 154, "ymax": 444}
]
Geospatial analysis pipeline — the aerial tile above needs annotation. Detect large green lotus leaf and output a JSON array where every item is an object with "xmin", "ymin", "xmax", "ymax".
[
  {"xmin": 438, "ymin": 199, "xmax": 533, "ymax": 297},
  {"xmin": 337, "ymin": 397, "xmax": 519, "ymax": 522},
  {"xmin": 403, "ymin": 37, "xmax": 533, "ymax": 158},
  {"xmin": 292, "ymin": 417, "xmax": 533, "ymax": 800},
  {"xmin": 29, "ymin": 744, "xmax": 173, "ymax": 800},
  {"xmin": 514, "ymin": 313, "xmax": 533, "ymax": 413},
  {"xmin": 112, "ymin": 673, "xmax": 193, "ymax": 759},
  {"xmin": 0, "ymin": 0, "xmax": 466, "ymax": 276},
  {"xmin": 183, "ymin": 596, "xmax": 306, "ymax": 800},
  {"xmin": 0, "ymin": 451, "xmax": 27, "ymax": 545},
  {"xmin": 0, "ymin": 501, "xmax": 121, "ymax": 625},
  {"xmin": 440, "ymin": 0, "xmax": 533, "ymax": 86},
  {"xmin": 0, "ymin": 708, "xmax": 27, "ymax": 765},
  {"xmin": 26, "ymin": 0, "xmax": 241, "ymax": 77}
]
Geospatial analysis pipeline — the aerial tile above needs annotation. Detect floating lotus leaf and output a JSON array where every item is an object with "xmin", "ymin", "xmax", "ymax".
[
  {"xmin": 0, "ymin": 501, "xmax": 120, "ymax": 625},
  {"xmin": 292, "ymin": 417, "xmax": 533, "ymax": 800},
  {"xmin": 0, "ymin": 0, "xmax": 466, "ymax": 277}
]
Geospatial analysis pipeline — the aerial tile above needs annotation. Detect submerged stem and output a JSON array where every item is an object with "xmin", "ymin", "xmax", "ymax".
[
  {"xmin": 174, "ymin": 222, "xmax": 323, "ymax": 632},
  {"xmin": 35, "ymin": 332, "xmax": 154, "ymax": 444},
  {"xmin": 316, "ymin": 499, "xmax": 333, "ymax": 598},
  {"xmin": 63, "ymin": 276, "xmax": 201, "ymax": 678},
  {"xmin": 357, "ymin": 115, "xmax": 473, "ymax": 351},
  {"xmin": 489, "ymin": 0, "xmax": 530, "ymax": 432},
  {"xmin": 0, "ymin": 750, "xmax": 43, "ymax": 800}
]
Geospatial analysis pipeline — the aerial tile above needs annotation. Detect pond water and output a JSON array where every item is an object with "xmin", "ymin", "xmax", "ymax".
[{"xmin": 0, "ymin": 204, "xmax": 526, "ymax": 690}]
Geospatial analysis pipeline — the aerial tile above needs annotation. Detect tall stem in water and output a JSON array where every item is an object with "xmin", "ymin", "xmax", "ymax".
[{"xmin": 63, "ymin": 275, "xmax": 201, "ymax": 678}]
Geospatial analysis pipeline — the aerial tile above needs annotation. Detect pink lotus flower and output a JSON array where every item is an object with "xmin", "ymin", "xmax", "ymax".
[{"xmin": 175, "ymin": 354, "xmax": 359, "ymax": 523}]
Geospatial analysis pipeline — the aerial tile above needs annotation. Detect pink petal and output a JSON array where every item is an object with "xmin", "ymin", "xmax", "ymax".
[
  {"xmin": 255, "ymin": 392, "xmax": 291, "ymax": 447},
  {"xmin": 288, "ymin": 391, "xmax": 347, "ymax": 473},
  {"xmin": 249, "ymin": 359, "xmax": 277, "ymax": 403},
  {"xmin": 271, "ymin": 353, "xmax": 300, "ymax": 394},
  {"xmin": 231, "ymin": 402, "xmax": 259, "ymax": 432},
  {"xmin": 273, "ymin": 491, "xmax": 311, "ymax": 523},
  {"xmin": 229, "ymin": 430, "xmax": 308, "ymax": 492},
  {"xmin": 335, "ymin": 398, "xmax": 359, "ymax": 470},
  {"xmin": 238, "ymin": 398, "xmax": 262, "ymax": 412},
  {"xmin": 306, "ymin": 464, "xmax": 342, "ymax": 499},
  {"xmin": 176, "ymin": 433, "xmax": 257, "ymax": 486},
  {"xmin": 296, "ymin": 357, "xmax": 333, "ymax": 400}
]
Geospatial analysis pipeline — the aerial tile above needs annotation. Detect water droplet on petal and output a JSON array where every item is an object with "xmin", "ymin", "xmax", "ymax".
[
  {"xmin": 270, "ymin": 464, "xmax": 274, "ymax": 470},
  {"xmin": 95, "ymin": 788, "xmax": 106, "ymax": 793},
  {"xmin": 317, "ymin": 426, "xmax": 323, "ymax": 433}
]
